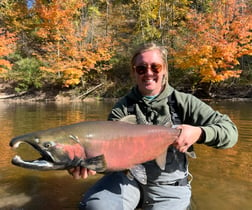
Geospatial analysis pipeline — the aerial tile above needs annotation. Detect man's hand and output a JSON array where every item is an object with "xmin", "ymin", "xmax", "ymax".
[
  {"xmin": 173, "ymin": 124, "xmax": 203, "ymax": 153},
  {"xmin": 68, "ymin": 167, "xmax": 96, "ymax": 179}
]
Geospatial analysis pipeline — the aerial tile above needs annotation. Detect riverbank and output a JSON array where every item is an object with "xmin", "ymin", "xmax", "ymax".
[
  {"xmin": 0, "ymin": 82, "xmax": 252, "ymax": 102},
  {"xmin": 0, "ymin": 82, "xmax": 116, "ymax": 102}
]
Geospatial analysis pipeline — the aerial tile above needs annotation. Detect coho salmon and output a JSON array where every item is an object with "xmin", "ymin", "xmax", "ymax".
[{"xmin": 10, "ymin": 117, "xmax": 181, "ymax": 184}]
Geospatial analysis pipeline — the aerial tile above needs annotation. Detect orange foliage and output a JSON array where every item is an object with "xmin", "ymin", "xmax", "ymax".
[
  {"xmin": 172, "ymin": 0, "xmax": 251, "ymax": 83},
  {"xmin": 0, "ymin": 28, "xmax": 16, "ymax": 74},
  {"xmin": 34, "ymin": 0, "xmax": 114, "ymax": 87}
]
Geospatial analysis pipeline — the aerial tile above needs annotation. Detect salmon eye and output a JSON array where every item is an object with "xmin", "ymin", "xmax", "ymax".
[{"xmin": 43, "ymin": 142, "xmax": 55, "ymax": 148}]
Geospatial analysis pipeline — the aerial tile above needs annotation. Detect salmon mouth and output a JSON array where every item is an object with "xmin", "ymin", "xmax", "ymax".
[
  {"xmin": 10, "ymin": 140, "xmax": 64, "ymax": 170},
  {"xmin": 11, "ymin": 155, "xmax": 56, "ymax": 170}
]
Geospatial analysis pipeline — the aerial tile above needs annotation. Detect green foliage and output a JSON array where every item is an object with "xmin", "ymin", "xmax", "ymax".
[
  {"xmin": 88, "ymin": 6, "xmax": 101, "ymax": 16},
  {"xmin": 238, "ymin": 55, "xmax": 252, "ymax": 84},
  {"xmin": 10, "ymin": 57, "xmax": 44, "ymax": 92},
  {"xmin": 190, "ymin": 0, "xmax": 212, "ymax": 13},
  {"xmin": 104, "ymin": 55, "xmax": 133, "ymax": 97}
]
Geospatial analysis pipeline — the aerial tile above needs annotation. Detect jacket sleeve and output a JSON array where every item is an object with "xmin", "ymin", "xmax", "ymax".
[
  {"xmin": 174, "ymin": 91, "xmax": 238, "ymax": 149},
  {"xmin": 107, "ymin": 97, "xmax": 128, "ymax": 121}
]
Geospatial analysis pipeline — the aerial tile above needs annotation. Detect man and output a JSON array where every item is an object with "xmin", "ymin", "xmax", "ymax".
[{"xmin": 70, "ymin": 43, "xmax": 238, "ymax": 210}]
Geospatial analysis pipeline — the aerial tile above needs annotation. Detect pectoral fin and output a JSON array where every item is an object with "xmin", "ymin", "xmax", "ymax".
[
  {"xmin": 155, "ymin": 150, "xmax": 167, "ymax": 170},
  {"xmin": 81, "ymin": 155, "xmax": 107, "ymax": 172}
]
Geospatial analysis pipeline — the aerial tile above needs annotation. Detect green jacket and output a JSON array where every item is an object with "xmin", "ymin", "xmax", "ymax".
[
  {"xmin": 108, "ymin": 83, "xmax": 238, "ymax": 183},
  {"xmin": 108, "ymin": 84, "xmax": 238, "ymax": 149}
]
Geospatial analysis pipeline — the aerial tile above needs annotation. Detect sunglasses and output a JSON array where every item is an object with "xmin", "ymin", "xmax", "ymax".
[{"xmin": 133, "ymin": 63, "xmax": 162, "ymax": 75}]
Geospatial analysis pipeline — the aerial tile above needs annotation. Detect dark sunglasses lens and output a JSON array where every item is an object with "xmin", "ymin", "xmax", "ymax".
[
  {"xmin": 135, "ymin": 65, "xmax": 147, "ymax": 75},
  {"xmin": 151, "ymin": 64, "xmax": 162, "ymax": 73},
  {"xmin": 135, "ymin": 64, "xmax": 162, "ymax": 75}
]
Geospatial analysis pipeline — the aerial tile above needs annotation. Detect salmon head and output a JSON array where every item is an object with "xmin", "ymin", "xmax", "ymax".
[{"xmin": 9, "ymin": 126, "xmax": 89, "ymax": 170}]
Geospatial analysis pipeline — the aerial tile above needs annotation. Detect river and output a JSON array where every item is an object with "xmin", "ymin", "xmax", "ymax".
[{"xmin": 0, "ymin": 100, "xmax": 251, "ymax": 210}]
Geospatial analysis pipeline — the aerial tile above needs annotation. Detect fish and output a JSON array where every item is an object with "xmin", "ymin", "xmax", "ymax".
[
  {"xmin": 123, "ymin": 113, "xmax": 196, "ymax": 159},
  {"xmin": 9, "ymin": 117, "xmax": 181, "ymax": 184}
]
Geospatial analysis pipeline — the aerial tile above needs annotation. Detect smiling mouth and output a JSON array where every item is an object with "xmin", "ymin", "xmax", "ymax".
[{"xmin": 143, "ymin": 78, "xmax": 157, "ymax": 83}]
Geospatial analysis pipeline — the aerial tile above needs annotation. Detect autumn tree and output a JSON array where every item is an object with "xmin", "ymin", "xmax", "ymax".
[
  {"xmin": 0, "ymin": 0, "xmax": 29, "ymax": 32},
  {"xmin": 0, "ymin": 0, "xmax": 251, "ymax": 96},
  {"xmin": 128, "ymin": 0, "xmax": 190, "ymax": 46},
  {"xmin": 0, "ymin": 28, "xmax": 16, "ymax": 75},
  {"xmin": 172, "ymin": 0, "xmax": 252, "ymax": 89},
  {"xmin": 34, "ymin": 0, "xmax": 114, "ymax": 87},
  {"xmin": 0, "ymin": 0, "xmax": 39, "ymax": 57}
]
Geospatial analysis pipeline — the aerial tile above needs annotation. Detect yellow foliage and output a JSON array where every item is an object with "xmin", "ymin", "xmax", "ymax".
[{"xmin": 63, "ymin": 68, "xmax": 83, "ymax": 87}]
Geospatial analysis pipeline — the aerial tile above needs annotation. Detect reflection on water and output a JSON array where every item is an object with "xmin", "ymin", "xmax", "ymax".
[
  {"xmin": 190, "ymin": 100, "xmax": 252, "ymax": 210},
  {"xmin": 0, "ymin": 100, "xmax": 251, "ymax": 210},
  {"xmin": 0, "ymin": 101, "xmax": 113, "ymax": 210}
]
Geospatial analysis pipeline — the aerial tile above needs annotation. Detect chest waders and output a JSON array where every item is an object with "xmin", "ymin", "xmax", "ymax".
[
  {"xmin": 126, "ymin": 91, "xmax": 193, "ymax": 209},
  {"xmin": 126, "ymin": 91, "xmax": 195, "ymax": 155}
]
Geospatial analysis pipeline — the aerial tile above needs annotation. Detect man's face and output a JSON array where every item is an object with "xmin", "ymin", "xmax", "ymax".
[{"xmin": 133, "ymin": 49, "xmax": 166, "ymax": 96}]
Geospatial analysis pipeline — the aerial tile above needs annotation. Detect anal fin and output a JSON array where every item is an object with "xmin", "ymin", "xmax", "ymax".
[
  {"xmin": 129, "ymin": 164, "xmax": 147, "ymax": 185},
  {"xmin": 155, "ymin": 150, "xmax": 167, "ymax": 170}
]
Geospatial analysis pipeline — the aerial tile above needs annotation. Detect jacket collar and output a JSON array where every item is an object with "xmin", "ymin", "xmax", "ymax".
[{"xmin": 129, "ymin": 83, "xmax": 174, "ymax": 103}]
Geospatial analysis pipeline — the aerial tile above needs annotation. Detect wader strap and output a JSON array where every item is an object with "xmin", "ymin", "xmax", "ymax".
[
  {"xmin": 168, "ymin": 91, "xmax": 182, "ymax": 125},
  {"xmin": 157, "ymin": 176, "xmax": 188, "ymax": 186}
]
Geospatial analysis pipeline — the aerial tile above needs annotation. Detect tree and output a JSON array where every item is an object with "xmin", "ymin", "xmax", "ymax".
[
  {"xmin": 172, "ymin": 0, "xmax": 252, "ymax": 87},
  {"xmin": 34, "ymin": 0, "xmax": 114, "ymax": 87},
  {"xmin": 130, "ymin": 0, "xmax": 190, "ymax": 45},
  {"xmin": 0, "ymin": 28, "xmax": 16, "ymax": 75},
  {"xmin": 0, "ymin": 0, "xmax": 29, "ymax": 32}
]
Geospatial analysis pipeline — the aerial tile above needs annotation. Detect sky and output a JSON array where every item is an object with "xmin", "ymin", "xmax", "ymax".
[{"xmin": 27, "ymin": 0, "xmax": 35, "ymax": 9}]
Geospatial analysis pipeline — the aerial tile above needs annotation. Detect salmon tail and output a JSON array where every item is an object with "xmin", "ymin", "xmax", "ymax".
[{"xmin": 81, "ymin": 155, "xmax": 107, "ymax": 172}]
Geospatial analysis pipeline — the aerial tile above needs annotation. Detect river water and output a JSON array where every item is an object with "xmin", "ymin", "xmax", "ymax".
[{"xmin": 0, "ymin": 100, "xmax": 251, "ymax": 210}]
